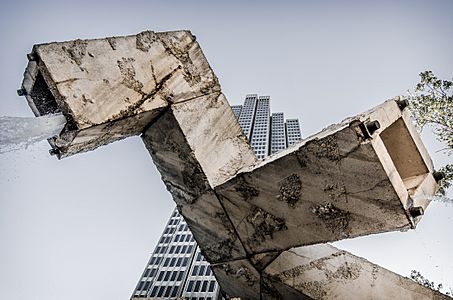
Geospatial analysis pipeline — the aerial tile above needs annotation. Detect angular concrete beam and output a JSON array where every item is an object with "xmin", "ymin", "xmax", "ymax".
[
  {"xmin": 21, "ymin": 30, "xmax": 220, "ymax": 158},
  {"xmin": 262, "ymin": 244, "xmax": 451, "ymax": 300},
  {"xmin": 142, "ymin": 92, "xmax": 256, "ymax": 263},
  {"xmin": 214, "ymin": 100, "xmax": 438, "ymax": 256}
]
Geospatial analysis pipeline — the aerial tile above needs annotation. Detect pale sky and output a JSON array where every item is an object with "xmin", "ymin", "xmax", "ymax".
[{"xmin": 0, "ymin": 1, "xmax": 452, "ymax": 299}]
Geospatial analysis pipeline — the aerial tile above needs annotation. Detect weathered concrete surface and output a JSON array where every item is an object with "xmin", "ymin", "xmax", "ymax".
[
  {"xmin": 142, "ymin": 92, "xmax": 256, "ymax": 264},
  {"xmin": 21, "ymin": 30, "xmax": 220, "ymax": 158},
  {"xmin": 20, "ymin": 31, "xmax": 444, "ymax": 299},
  {"xmin": 263, "ymin": 244, "xmax": 451, "ymax": 300},
  {"xmin": 211, "ymin": 258, "xmax": 261, "ymax": 300},
  {"xmin": 215, "ymin": 100, "xmax": 436, "ymax": 256}
]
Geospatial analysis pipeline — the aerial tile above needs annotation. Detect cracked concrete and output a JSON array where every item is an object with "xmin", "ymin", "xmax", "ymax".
[{"xmin": 20, "ymin": 30, "xmax": 446, "ymax": 299}]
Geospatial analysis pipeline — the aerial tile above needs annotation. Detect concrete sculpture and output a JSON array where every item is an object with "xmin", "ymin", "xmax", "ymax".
[{"xmin": 19, "ymin": 30, "xmax": 448, "ymax": 299}]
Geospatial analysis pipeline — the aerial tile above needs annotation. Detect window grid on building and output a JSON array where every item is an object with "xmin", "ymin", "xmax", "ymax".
[
  {"xmin": 286, "ymin": 118, "xmax": 302, "ymax": 146},
  {"xmin": 250, "ymin": 96, "xmax": 270, "ymax": 160},
  {"xmin": 131, "ymin": 209, "xmax": 212, "ymax": 299},
  {"xmin": 231, "ymin": 105, "xmax": 242, "ymax": 119},
  {"xmin": 271, "ymin": 112, "xmax": 287, "ymax": 154},
  {"xmin": 237, "ymin": 94, "xmax": 258, "ymax": 140}
]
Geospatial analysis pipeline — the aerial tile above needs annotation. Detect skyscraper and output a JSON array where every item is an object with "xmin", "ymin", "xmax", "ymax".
[
  {"xmin": 237, "ymin": 94, "xmax": 258, "ymax": 140},
  {"xmin": 131, "ymin": 95, "xmax": 302, "ymax": 300},
  {"xmin": 270, "ymin": 112, "xmax": 286, "ymax": 154},
  {"xmin": 249, "ymin": 96, "xmax": 270, "ymax": 160},
  {"xmin": 286, "ymin": 118, "xmax": 302, "ymax": 146}
]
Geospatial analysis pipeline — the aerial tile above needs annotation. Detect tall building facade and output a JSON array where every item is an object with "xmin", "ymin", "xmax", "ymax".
[
  {"xmin": 131, "ymin": 209, "xmax": 221, "ymax": 299},
  {"xmin": 286, "ymin": 118, "xmax": 302, "ymax": 146},
  {"xmin": 270, "ymin": 112, "xmax": 286, "ymax": 154},
  {"xmin": 131, "ymin": 94, "xmax": 302, "ymax": 300},
  {"xmin": 235, "ymin": 94, "xmax": 302, "ymax": 158}
]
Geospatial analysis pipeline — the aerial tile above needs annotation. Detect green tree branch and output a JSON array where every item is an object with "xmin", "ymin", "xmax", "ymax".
[{"xmin": 407, "ymin": 71, "xmax": 453, "ymax": 195}]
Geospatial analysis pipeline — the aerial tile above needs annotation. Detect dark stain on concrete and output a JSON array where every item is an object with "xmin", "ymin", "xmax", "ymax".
[
  {"xmin": 62, "ymin": 39, "xmax": 87, "ymax": 66},
  {"xmin": 203, "ymin": 238, "xmax": 235, "ymax": 263},
  {"xmin": 251, "ymin": 251, "xmax": 281, "ymax": 272},
  {"xmin": 312, "ymin": 203, "xmax": 350, "ymax": 235},
  {"xmin": 261, "ymin": 276, "xmax": 284, "ymax": 299},
  {"xmin": 136, "ymin": 31, "xmax": 158, "ymax": 52},
  {"xmin": 277, "ymin": 173, "xmax": 302, "ymax": 207},
  {"xmin": 107, "ymin": 37, "xmax": 117, "ymax": 50},
  {"xmin": 236, "ymin": 179, "xmax": 259, "ymax": 201},
  {"xmin": 247, "ymin": 206, "xmax": 287, "ymax": 244},
  {"xmin": 323, "ymin": 182, "xmax": 346, "ymax": 201},
  {"xmin": 117, "ymin": 57, "xmax": 144, "ymax": 94},
  {"xmin": 222, "ymin": 263, "xmax": 257, "ymax": 287},
  {"xmin": 332, "ymin": 262, "xmax": 361, "ymax": 281},
  {"xmin": 111, "ymin": 64, "xmax": 179, "ymax": 121},
  {"xmin": 310, "ymin": 135, "xmax": 340, "ymax": 161},
  {"xmin": 160, "ymin": 34, "xmax": 203, "ymax": 87}
]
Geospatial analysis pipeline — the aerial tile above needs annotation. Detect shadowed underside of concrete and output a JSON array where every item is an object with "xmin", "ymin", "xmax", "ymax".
[{"xmin": 19, "ymin": 30, "xmax": 449, "ymax": 299}]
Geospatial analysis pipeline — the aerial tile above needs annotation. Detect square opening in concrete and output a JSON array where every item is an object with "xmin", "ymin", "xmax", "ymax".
[
  {"xmin": 380, "ymin": 118, "xmax": 429, "ymax": 192},
  {"xmin": 29, "ymin": 71, "xmax": 60, "ymax": 116},
  {"xmin": 28, "ymin": 70, "xmax": 77, "ymax": 134}
]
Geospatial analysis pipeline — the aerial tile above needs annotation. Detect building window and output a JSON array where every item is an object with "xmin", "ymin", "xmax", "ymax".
[
  {"xmin": 164, "ymin": 286, "xmax": 172, "ymax": 297},
  {"xmin": 201, "ymin": 280, "xmax": 208, "ymax": 292},
  {"xmin": 176, "ymin": 257, "xmax": 182, "ymax": 267},
  {"xmin": 192, "ymin": 265, "xmax": 199, "ymax": 275},
  {"xmin": 164, "ymin": 271, "xmax": 171, "ymax": 281},
  {"xmin": 171, "ymin": 271, "xmax": 178, "ymax": 281},
  {"xmin": 163, "ymin": 258, "xmax": 170, "ymax": 266},
  {"xmin": 194, "ymin": 281, "xmax": 201, "ymax": 292},
  {"xmin": 157, "ymin": 271, "xmax": 164, "ymax": 281},
  {"xmin": 143, "ymin": 269, "xmax": 152, "ymax": 277},
  {"xmin": 199, "ymin": 265, "xmax": 206, "ymax": 276},
  {"xmin": 151, "ymin": 285, "xmax": 159, "ymax": 296},
  {"xmin": 209, "ymin": 281, "xmax": 215, "ymax": 292},
  {"xmin": 177, "ymin": 271, "xmax": 184, "ymax": 281},
  {"xmin": 157, "ymin": 286, "xmax": 165, "ymax": 297},
  {"xmin": 182, "ymin": 257, "xmax": 189, "ymax": 266},
  {"xmin": 187, "ymin": 281, "xmax": 194, "ymax": 292},
  {"xmin": 171, "ymin": 287, "xmax": 178, "ymax": 297}
]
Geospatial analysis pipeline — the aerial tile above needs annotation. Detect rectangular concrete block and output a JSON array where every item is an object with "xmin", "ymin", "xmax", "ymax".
[
  {"xmin": 142, "ymin": 92, "xmax": 256, "ymax": 264},
  {"xmin": 215, "ymin": 99, "xmax": 438, "ymax": 256},
  {"xmin": 170, "ymin": 93, "xmax": 257, "ymax": 187},
  {"xmin": 21, "ymin": 30, "xmax": 220, "ymax": 158}
]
